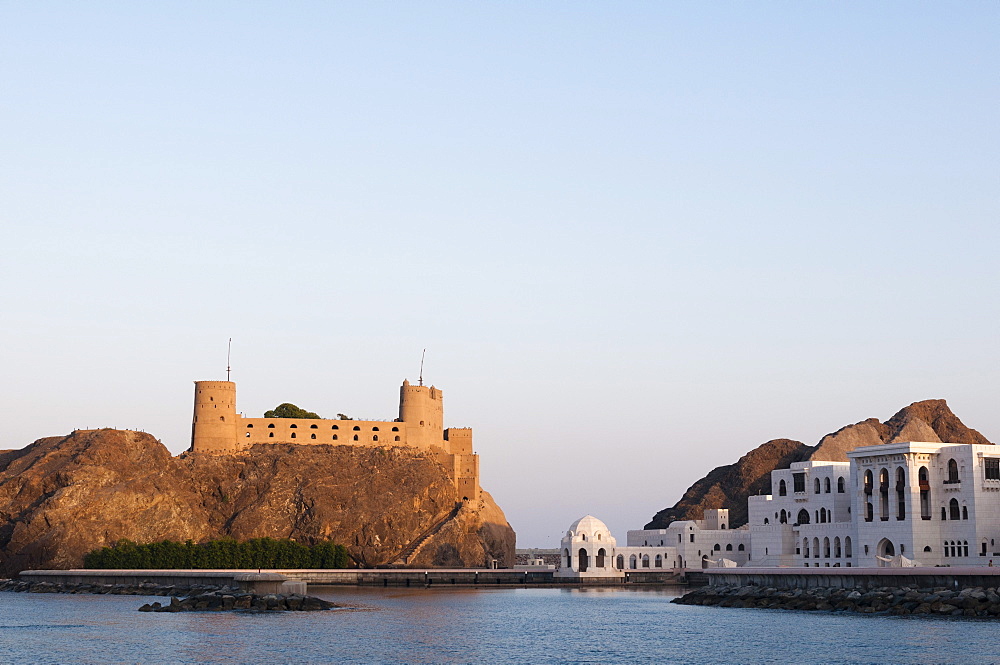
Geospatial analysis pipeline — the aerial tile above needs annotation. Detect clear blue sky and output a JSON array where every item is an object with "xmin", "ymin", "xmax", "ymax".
[{"xmin": 2, "ymin": 3, "xmax": 997, "ymax": 547}]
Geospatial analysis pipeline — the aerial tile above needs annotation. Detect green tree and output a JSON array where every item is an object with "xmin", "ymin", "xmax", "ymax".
[{"xmin": 263, "ymin": 403, "xmax": 321, "ymax": 419}]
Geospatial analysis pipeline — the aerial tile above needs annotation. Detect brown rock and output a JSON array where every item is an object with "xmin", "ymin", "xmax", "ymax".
[{"xmin": 0, "ymin": 429, "xmax": 515, "ymax": 575}]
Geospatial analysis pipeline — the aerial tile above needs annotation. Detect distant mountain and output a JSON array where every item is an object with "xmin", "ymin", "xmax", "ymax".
[{"xmin": 645, "ymin": 399, "xmax": 991, "ymax": 529}]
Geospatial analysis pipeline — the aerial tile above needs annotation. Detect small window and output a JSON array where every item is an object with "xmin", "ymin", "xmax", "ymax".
[
  {"xmin": 394, "ymin": 436, "xmax": 400, "ymax": 442},
  {"xmin": 986, "ymin": 458, "xmax": 1000, "ymax": 480},
  {"xmin": 333, "ymin": 435, "xmax": 338, "ymax": 440},
  {"xmin": 778, "ymin": 479, "xmax": 787, "ymax": 497},
  {"xmin": 269, "ymin": 433, "xmax": 274, "ymax": 438},
  {"xmin": 353, "ymin": 435, "xmax": 359, "ymax": 441},
  {"xmin": 268, "ymin": 424, "xmax": 275, "ymax": 429},
  {"xmin": 246, "ymin": 424, "xmax": 254, "ymax": 428},
  {"xmin": 391, "ymin": 426, "xmax": 399, "ymax": 432},
  {"xmin": 332, "ymin": 425, "xmax": 339, "ymax": 430},
  {"xmin": 310, "ymin": 424, "xmax": 318, "ymax": 429},
  {"xmin": 290, "ymin": 424, "xmax": 297, "ymax": 429},
  {"xmin": 738, "ymin": 544, "xmax": 745, "ymax": 551},
  {"xmin": 353, "ymin": 426, "xmax": 361, "ymax": 431},
  {"xmin": 245, "ymin": 432, "xmax": 250, "ymax": 438},
  {"xmin": 310, "ymin": 433, "xmax": 316, "ymax": 439},
  {"xmin": 824, "ymin": 477, "xmax": 831, "ymax": 493},
  {"xmin": 373, "ymin": 435, "xmax": 379, "ymax": 442},
  {"xmin": 372, "ymin": 427, "xmax": 379, "ymax": 431},
  {"xmin": 725, "ymin": 544, "xmax": 733, "ymax": 551},
  {"xmin": 291, "ymin": 432, "xmax": 296, "ymax": 439},
  {"xmin": 837, "ymin": 477, "xmax": 845, "ymax": 493},
  {"xmin": 814, "ymin": 478, "xmax": 821, "ymax": 494}
]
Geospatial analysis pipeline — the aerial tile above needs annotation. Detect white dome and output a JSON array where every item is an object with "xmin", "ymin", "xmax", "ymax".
[{"xmin": 564, "ymin": 515, "xmax": 616, "ymax": 545}]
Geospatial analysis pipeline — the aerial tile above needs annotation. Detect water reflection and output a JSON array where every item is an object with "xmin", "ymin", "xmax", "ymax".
[{"xmin": 0, "ymin": 587, "xmax": 999, "ymax": 664}]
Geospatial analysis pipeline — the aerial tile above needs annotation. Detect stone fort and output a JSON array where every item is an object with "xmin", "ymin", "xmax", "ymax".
[{"xmin": 189, "ymin": 379, "xmax": 480, "ymax": 502}]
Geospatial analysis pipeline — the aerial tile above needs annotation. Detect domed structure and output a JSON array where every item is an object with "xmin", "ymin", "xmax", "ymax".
[{"xmin": 555, "ymin": 515, "xmax": 624, "ymax": 579}]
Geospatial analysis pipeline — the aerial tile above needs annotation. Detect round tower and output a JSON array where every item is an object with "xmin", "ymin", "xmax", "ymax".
[
  {"xmin": 190, "ymin": 381, "xmax": 238, "ymax": 453},
  {"xmin": 399, "ymin": 379, "xmax": 444, "ymax": 449}
]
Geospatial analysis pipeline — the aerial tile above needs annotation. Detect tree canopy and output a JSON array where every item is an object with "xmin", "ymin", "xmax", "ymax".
[
  {"xmin": 84, "ymin": 537, "xmax": 351, "ymax": 569},
  {"xmin": 263, "ymin": 403, "xmax": 321, "ymax": 419}
]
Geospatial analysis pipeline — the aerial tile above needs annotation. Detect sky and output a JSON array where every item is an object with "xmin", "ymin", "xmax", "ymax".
[{"xmin": 1, "ymin": 3, "xmax": 998, "ymax": 548}]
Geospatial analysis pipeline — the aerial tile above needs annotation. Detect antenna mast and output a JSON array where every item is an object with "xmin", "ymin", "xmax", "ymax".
[
  {"xmin": 419, "ymin": 348, "xmax": 426, "ymax": 386},
  {"xmin": 226, "ymin": 338, "xmax": 232, "ymax": 381}
]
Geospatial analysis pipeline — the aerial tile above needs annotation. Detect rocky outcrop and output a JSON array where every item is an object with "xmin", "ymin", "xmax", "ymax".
[
  {"xmin": 644, "ymin": 439, "xmax": 811, "ymax": 529},
  {"xmin": 647, "ymin": 399, "xmax": 991, "ymax": 528},
  {"xmin": 673, "ymin": 584, "xmax": 1000, "ymax": 617},
  {"xmin": 0, "ymin": 429, "xmax": 515, "ymax": 576}
]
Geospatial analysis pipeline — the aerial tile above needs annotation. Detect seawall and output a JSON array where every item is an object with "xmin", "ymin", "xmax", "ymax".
[{"xmin": 705, "ymin": 566, "xmax": 1000, "ymax": 590}]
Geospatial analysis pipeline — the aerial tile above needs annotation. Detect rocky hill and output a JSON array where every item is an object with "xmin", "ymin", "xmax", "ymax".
[
  {"xmin": 0, "ymin": 429, "xmax": 515, "ymax": 576},
  {"xmin": 645, "ymin": 399, "xmax": 991, "ymax": 529}
]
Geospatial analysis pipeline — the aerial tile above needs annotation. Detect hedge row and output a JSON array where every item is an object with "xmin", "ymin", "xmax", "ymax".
[{"xmin": 83, "ymin": 538, "xmax": 351, "ymax": 570}]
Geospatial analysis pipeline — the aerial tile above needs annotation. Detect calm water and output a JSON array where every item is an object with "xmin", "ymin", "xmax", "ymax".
[{"xmin": 1, "ymin": 586, "xmax": 999, "ymax": 664}]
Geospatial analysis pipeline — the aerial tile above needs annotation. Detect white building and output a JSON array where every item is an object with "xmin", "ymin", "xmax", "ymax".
[{"xmin": 566, "ymin": 439, "xmax": 1000, "ymax": 570}]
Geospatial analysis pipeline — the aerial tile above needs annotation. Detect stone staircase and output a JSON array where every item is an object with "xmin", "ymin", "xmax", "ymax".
[{"xmin": 392, "ymin": 504, "xmax": 463, "ymax": 565}]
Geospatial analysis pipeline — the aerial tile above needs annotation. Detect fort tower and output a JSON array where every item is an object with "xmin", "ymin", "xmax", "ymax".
[{"xmin": 191, "ymin": 381, "xmax": 238, "ymax": 454}]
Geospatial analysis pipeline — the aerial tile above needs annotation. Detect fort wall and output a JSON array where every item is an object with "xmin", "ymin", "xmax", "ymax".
[{"xmin": 190, "ymin": 378, "xmax": 480, "ymax": 503}]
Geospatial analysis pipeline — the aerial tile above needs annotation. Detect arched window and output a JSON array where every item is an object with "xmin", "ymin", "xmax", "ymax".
[
  {"xmin": 352, "ymin": 426, "xmax": 361, "ymax": 431},
  {"xmin": 616, "ymin": 554, "xmax": 624, "ymax": 569},
  {"xmin": 353, "ymin": 435, "xmax": 359, "ymax": 441},
  {"xmin": 865, "ymin": 502, "xmax": 874, "ymax": 522},
  {"xmin": 290, "ymin": 432, "xmax": 296, "ymax": 439},
  {"xmin": 629, "ymin": 555, "xmax": 637, "ymax": 569},
  {"xmin": 333, "ymin": 435, "xmax": 338, "ymax": 440},
  {"xmin": 834, "ymin": 537, "xmax": 841, "ymax": 558},
  {"xmin": 823, "ymin": 537, "xmax": 830, "ymax": 558},
  {"xmin": 824, "ymin": 477, "xmax": 831, "ymax": 493},
  {"xmin": 246, "ymin": 424, "xmax": 254, "ymax": 428},
  {"xmin": 763, "ymin": 518, "xmax": 769, "ymax": 524},
  {"xmin": 654, "ymin": 554, "xmax": 662, "ymax": 568},
  {"xmin": 950, "ymin": 498, "xmax": 960, "ymax": 520},
  {"xmin": 820, "ymin": 508, "xmax": 827, "ymax": 523},
  {"xmin": 310, "ymin": 433, "xmax": 316, "ymax": 439},
  {"xmin": 267, "ymin": 424, "xmax": 275, "ymax": 429},
  {"xmin": 845, "ymin": 537, "xmax": 852, "ymax": 558},
  {"xmin": 713, "ymin": 543, "xmax": 721, "ymax": 552},
  {"xmin": 725, "ymin": 544, "xmax": 733, "ymax": 551},
  {"xmin": 564, "ymin": 549, "xmax": 571, "ymax": 568},
  {"xmin": 268, "ymin": 432, "xmax": 274, "ymax": 438},
  {"xmin": 837, "ymin": 476, "xmax": 845, "ymax": 493},
  {"xmin": 641, "ymin": 555, "xmax": 650, "ymax": 568},
  {"xmin": 814, "ymin": 478, "xmax": 821, "ymax": 494},
  {"xmin": 964, "ymin": 541, "xmax": 969, "ymax": 557},
  {"xmin": 738, "ymin": 544, "xmax": 745, "ymax": 551},
  {"xmin": 896, "ymin": 467, "xmax": 906, "ymax": 520},
  {"xmin": 290, "ymin": 424, "xmax": 297, "ymax": 429},
  {"xmin": 797, "ymin": 509, "xmax": 810, "ymax": 525},
  {"xmin": 332, "ymin": 425, "xmax": 339, "ymax": 430},
  {"xmin": 373, "ymin": 435, "xmax": 378, "ymax": 442},
  {"xmin": 310, "ymin": 424, "xmax": 318, "ymax": 429},
  {"xmin": 813, "ymin": 537, "xmax": 820, "ymax": 559},
  {"xmin": 578, "ymin": 548, "xmax": 589, "ymax": 572},
  {"xmin": 947, "ymin": 458, "xmax": 959, "ymax": 483},
  {"xmin": 596, "ymin": 548, "xmax": 606, "ymax": 568},
  {"xmin": 779, "ymin": 509, "xmax": 787, "ymax": 524},
  {"xmin": 372, "ymin": 426, "xmax": 379, "ymax": 431},
  {"xmin": 394, "ymin": 436, "xmax": 400, "ymax": 442},
  {"xmin": 963, "ymin": 505, "xmax": 969, "ymax": 520},
  {"xmin": 864, "ymin": 470, "xmax": 873, "ymax": 495},
  {"xmin": 803, "ymin": 538, "xmax": 810, "ymax": 558},
  {"xmin": 779, "ymin": 479, "xmax": 787, "ymax": 496},
  {"xmin": 879, "ymin": 468, "xmax": 889, "ymax": 520},
  {"xmin": 919, "ymin": 466, "xmax": 931, "ymax": 520},
  {"xmin": 391, "ymin": 426, "xmax": 399, "ymax": 432}
]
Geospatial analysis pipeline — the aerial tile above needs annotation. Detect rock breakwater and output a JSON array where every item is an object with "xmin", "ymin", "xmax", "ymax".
[
  {"xmin": 0, "ymin": 579, "xmax": 335, "ymax": 612},
  {"xmin": 673, "ymin": 584, "xmax": 1000, "ymax": 617}
]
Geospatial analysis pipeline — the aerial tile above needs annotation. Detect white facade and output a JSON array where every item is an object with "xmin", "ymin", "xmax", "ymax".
[
  {"xmin": 567, "ymin": 440, "xmax": 1000, "ymax": 570},
  {"xmin": 554, "ymin": 515, "xmax": 624, "ymax": 579}
]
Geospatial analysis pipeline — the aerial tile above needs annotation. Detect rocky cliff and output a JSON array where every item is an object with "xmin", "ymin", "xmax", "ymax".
[
  {"xmin": 645, "ymin": 399, "xmax": 991, "ymax": 529},
  {"xmin": 0, "ymin": 429, "xmax": 515, "ymax": 576}
]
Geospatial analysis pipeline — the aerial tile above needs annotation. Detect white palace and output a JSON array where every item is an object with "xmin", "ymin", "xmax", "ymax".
[{"xmin": 557, "ymin": 439, "xmax": 1000, "ymax": 578}]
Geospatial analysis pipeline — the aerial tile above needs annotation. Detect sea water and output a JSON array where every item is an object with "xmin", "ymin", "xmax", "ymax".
[{"xmin": 0, "ymin": 587, "xmax": 998, "ymax": 664}]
